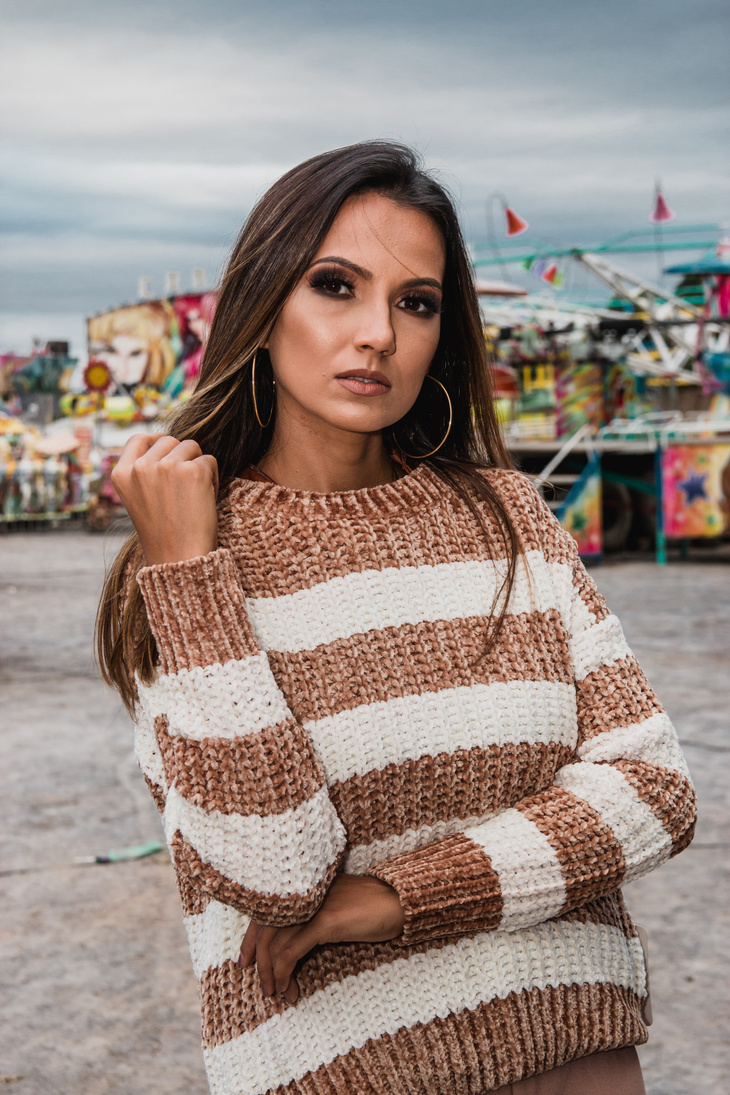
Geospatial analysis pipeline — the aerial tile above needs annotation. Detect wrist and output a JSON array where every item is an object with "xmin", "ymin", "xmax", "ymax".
[{"xmin": 141, "ymin": 540, "xmax": 218, "ymax": 566}]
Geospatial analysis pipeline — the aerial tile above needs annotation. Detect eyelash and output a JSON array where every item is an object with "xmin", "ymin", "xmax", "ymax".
[{"xmin": 308, "ymin": 269, "xmax": 441, "ymax": 317}]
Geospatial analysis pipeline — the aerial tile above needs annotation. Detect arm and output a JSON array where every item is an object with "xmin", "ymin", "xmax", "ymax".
[
  {"xmin": 365, "ymin": 511, "xmax": 697, "ymax": 946},
  {"xmin": 134, "ymin": 546, "xmax": 347, "ymax": 924}
]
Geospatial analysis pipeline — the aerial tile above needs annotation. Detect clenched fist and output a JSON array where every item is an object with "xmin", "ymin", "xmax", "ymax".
[{"xmin": 112, "ymin": 434, "xmax": 219, "ymax": 566}]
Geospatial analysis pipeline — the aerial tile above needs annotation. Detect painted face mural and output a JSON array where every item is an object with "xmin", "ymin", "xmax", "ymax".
[{"xmin": 87, "ymin": 293, "xmax": 217, "ymax": 392}]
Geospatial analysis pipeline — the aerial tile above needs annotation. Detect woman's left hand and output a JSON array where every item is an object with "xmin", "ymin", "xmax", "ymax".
[{"xmin": 238, "ymin": 873, "xmax": 406, "ymax": 1004}]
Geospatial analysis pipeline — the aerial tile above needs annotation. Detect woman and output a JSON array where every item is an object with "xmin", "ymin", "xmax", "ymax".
[{"xmin": 97, "ymin": 141, "xmax": 696, "ymax": 1095}]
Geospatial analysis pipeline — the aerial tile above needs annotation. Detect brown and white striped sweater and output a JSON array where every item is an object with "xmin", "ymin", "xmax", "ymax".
[{"xmin": 132, "ymin": 463, "xmax": 696, "ymax": 1095}]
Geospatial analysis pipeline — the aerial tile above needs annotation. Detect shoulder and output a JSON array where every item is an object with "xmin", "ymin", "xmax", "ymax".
[{"xmin": 472, "ymin": 467, "xmax": 575, "ymax": 564}]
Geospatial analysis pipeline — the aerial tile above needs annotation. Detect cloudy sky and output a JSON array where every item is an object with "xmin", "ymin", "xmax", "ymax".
[{"xmin": 1, "ymin": 0, "xmax": 728, "ymax": 357}]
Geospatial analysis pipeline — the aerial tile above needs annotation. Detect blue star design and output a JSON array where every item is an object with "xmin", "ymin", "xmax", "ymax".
[{"xmin": 677, "ymin": 472, "xmax": 708, "ymax": 504}]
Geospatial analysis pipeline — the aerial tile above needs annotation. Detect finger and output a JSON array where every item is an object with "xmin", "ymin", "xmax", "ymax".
[
  {"xmin": 272, "ymin": 923, "xmax": 319, "ymax": 994},
  {"xmin": 135, "ymin": 434, "xmax": 180, "ymax": 463},
  {"xmin": 197, "ymin": 454, "xmax": 220, "ymax": 496},
  {"xmin": 114, "ymin": 432, "xmax": 168, "ymax": 472},
  {"xmin": 158, "ymin": 439, "xmax": 203, "ymax": 463},
  {"xmin": 283, "ymin": 977, "xmax": 299, "ymax": 1005},
  {"xmin": 238, "ymin": 920, "xmax": 259, "ymax": 968},
  {"xmin": 255, "ymin": 925, "xmax": 279, "ymax": 997}
]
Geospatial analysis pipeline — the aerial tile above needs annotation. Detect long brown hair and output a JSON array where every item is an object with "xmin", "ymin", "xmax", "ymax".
[{"xmin": 97, "ymin": 140, "xmax": 519, "ymax": 713}]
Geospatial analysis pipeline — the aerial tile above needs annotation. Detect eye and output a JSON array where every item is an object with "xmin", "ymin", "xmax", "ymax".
[
  {"xmin": 398, "ymin": 293, "xmax": 441, "ymax": 317},
  {"xmin": 309, "ymin": 270, "xmax": 355, "ymax": 297}
]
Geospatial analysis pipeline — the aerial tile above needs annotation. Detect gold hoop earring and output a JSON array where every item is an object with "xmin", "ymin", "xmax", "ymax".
[
  {"xmin": 251, "ymin": 349, "xmax": 275, "ymax": 429},
  {"xmin": 396, "ymin": 375, "xmax": 453, "ymax": 459}
]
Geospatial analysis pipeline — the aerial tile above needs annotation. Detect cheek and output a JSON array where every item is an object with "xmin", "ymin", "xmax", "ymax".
[
  {"xmin": 394, "ymin": 314, "xmax": 441, "ymax": 375},
  {"xmin": 268, "ymin": 299, "xmax": 347, "ymax": 380}
]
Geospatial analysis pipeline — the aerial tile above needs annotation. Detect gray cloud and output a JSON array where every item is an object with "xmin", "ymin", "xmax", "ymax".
[{"xmin": 1, "ymin": 0, "xmax": 728, "ymax": 351}]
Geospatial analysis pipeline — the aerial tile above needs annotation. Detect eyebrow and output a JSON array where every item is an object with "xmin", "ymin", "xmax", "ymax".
[{"xmin": 309, "ymin": 256, "xmax": 442, "ymax": 292}]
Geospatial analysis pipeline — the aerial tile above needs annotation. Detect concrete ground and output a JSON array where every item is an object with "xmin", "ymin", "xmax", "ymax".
[{"xmin": 1, "ymin": 527, "xmax": 728, "ymax": 1095}]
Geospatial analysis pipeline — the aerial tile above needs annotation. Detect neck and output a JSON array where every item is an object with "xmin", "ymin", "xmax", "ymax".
[{"xmin": 258, "ymin": 422, "xmax": 396, "ymax": 493}]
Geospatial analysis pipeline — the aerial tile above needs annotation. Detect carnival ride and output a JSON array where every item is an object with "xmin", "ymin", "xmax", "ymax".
[{"xmin": 473, "ymin": 218, "xmax": 730, "ymax": 560}]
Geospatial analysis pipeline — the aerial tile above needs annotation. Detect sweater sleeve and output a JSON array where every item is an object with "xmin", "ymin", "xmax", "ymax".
[
  {"xmin": 132, "ymin": 547, "xmax": 348, "ymax": 925},
  {"xmin": 366, "ymin": 512, "xmax": 697, "ymax": 947}
]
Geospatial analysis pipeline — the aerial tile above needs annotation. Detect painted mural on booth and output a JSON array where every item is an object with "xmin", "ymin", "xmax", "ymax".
[
  {"xmin": 87, "ymin": 292, "xmax": 217, "ymax": 395},
  {"xmin": 662, "ymin": 443, "xmax": 730, "ymax": 538}
]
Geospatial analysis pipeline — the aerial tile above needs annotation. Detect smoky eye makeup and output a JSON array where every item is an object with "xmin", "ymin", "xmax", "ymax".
[
  {"xmin": 308, "ymin": 264, "xmax": 442, "ymax": 316},
  {"xmin": 398, "ymin": 290, "xmax": 442, "ymax": 316},
  {"xmin": 307, "ymin": 265, "xmax": 356, "ymax": 295}
]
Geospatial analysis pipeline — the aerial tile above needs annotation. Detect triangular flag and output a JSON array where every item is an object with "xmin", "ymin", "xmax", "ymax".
[
  {"xmin": 542, "ymin": 263, "xmax": 559, "ymax": 284},
  {"xmin": 531, "ymin": 258, "xmax": 548, "ymax": 279},
  {"xmin": 650, "ymin": 190, "xmax": 675, "ymax": 223},
  {"xmin": 505, "ymin": 206, "xmax": 529, "ymax": 237}
]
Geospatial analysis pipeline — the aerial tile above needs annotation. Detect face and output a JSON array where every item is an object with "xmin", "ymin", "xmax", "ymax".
[
  {"xmin": 264, "ymin": 192, "xmax": 445, "ymax": 439},
  {"xmin": 98, "ymin": 335, "xmax": 149, "ymax": 386}
]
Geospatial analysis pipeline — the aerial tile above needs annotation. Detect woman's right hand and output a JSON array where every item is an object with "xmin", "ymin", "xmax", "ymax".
[{"xmin": 112, "ymin": 434, "xmax": 220, "ymax": 566}]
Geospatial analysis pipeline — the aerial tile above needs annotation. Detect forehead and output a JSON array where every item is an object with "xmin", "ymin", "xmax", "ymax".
[{"xmin": 315, "ymin": 192, "xmax": 445, "ymax": 278}]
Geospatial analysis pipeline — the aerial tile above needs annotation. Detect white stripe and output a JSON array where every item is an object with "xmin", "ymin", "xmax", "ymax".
[
  {"xmin": 203, "ymin": 919, "xmax": 646, "ymax": 1095},
  {"xmin": 304, "ymin": 680, "xmax": 577, "ymax": 786},
  {"xmin": 571, "ymin": 614, "xmax": 634, "ymax": 681},
  {"xmin": 246, "ymin": 552, "xmax": 564, "ymax": 654},
  {"xmin": 465, "ymin": 808, "xmax": 567, "ymax": 930},
  {"xmin": 555, "ymin": 762, "xmax": 673, "ymax": 881},
  {"xmin": 138, "ymin": 653, "xmax": 291, "ymax": 740},
  {"xmin": 184, "ymin": 901, "xmax": 251, "ymax": 980},
  {"xmin": 164, "ymin": 784, "xmax": 347, "ymax": 897},
  {"xmin": 569, "ymin": 582, "xmax": 599, "ymax": 634},
  {"xmin": 134, "ymin": 703, "xmax": 168, "ymax": 793},
  {"xmin": 343, "ymin": 811, "xmax": 495, "ymax": 875},
  {"xmin": 579, "ymin": 711, "xmax": 691, "ymax": 778}
]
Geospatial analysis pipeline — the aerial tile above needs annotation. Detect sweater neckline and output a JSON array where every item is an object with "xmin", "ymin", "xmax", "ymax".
[{"xmin": 223, "ymin": 460, "xmax": 447, "ymax": 518}]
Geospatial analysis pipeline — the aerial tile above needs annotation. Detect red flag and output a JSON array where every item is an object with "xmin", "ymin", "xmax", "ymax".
[
  {"xmin": 650, "ymin": 190, "xmax": 675, "ymax": 223},
  {"xmin": 505, "ymin": 206, "xmax": 529, "ymax": 237}
]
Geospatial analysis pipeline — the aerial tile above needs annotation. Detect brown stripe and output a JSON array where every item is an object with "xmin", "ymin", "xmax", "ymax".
[
  {"xmin": 220, "ymin": 483, "xmax": 515, "ymax": 599},
  {"xmin": 219, "ymin": 469, "xmax": 573, "ymax": 600},
  {"xmin": 575, "ymin": 657, "xmax": 662, "ymax": 740},
  {"xmin": 332, "ymin": 741, "xmax": 574, "ymax": 848},
  {"xmin": 572, "ymin": 567, "xmax": 611, "ymax": 624},
  {"xmin": 556, "ymin": 889, "xmax": 639, "ymax": 934},
  {"xmin": 177, "ymin": 873, "xmax": 211, "ymax": 918},
  {"xmin": 199, "ymin": 891, "xmax": 638, "ymax": 1046},
  {"xmin": 155, "ymin": 715, "xmax": 325, "ymax": 818},
  {"xmin": 137, "ymin": 549, "xmax": 259, "ymax": 675},
  {"xmin": 142, "ymin": 772, "xmax": 166, "ymax": 815},
  {"xmin": 269, "ymin": 608, "xmax": 573, "ymax": 725},
  {"xmin": 367, "ymin": 831, "xmax": 503, "ymax": 946},
  {"xmin": 169, "ymin": 831, "xmax": 345, "ymax": 925},
  {"xmin": 614, "ymin": 760, "xmax": 697, "ymax": 855},
  {"xmin": 516, "ymin": 786, "xmax": 627, "ymax": 911},
  {"xmin": 265, "ymin": 982, "xmax": 647, "ymax": 1095},
  {"xmin": 200, "ymin": 934, "xmax": 456, "ymax": 1045},
  {"xmin": 520, "ymin": 482, "xmax": 579, "ymax": 564}
]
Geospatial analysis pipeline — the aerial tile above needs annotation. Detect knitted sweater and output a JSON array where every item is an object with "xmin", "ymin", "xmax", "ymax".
[{"xmin": 132, "ymin": 463, "xmax": 695, "ymax": 1095}]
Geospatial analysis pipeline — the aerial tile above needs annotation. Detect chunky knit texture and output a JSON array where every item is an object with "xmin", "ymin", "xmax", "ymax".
[{"xmin": 132, "ymin": 464, "xmax": 695, "ymax": 1095}]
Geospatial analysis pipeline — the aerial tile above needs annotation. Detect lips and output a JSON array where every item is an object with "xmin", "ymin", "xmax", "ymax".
[{"xmin": 335, "ymin": 370, "xmax": 391, "ymax": 397}]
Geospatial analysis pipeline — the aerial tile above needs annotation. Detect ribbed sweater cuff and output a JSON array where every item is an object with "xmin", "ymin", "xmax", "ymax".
[
  {"xmin": 366, "ymin": 832, "xmax": 503, "ymax": 947},
  {"xmin": 137, "ymin": 547, "xmax": 258, "ymax": 674}
]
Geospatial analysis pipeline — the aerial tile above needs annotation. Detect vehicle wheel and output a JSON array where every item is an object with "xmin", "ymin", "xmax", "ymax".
[{"xmin": 602, "ymin": 480, "xmax": 633, "ymax": 552}]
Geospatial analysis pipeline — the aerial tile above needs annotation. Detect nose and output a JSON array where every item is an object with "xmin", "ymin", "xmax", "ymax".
[{"xmin": 354, "ymin": 299, "xmax": 396, "ymax": 357}]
